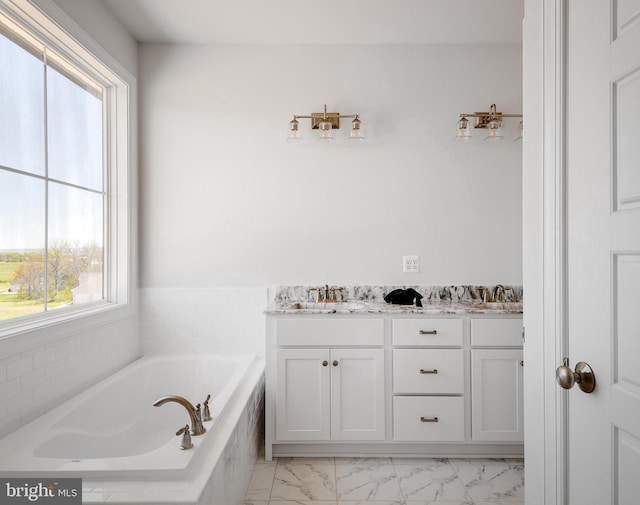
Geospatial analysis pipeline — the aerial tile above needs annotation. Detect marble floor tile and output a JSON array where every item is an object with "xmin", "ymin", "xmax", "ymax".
[
  {"xmin": 269, "ymin": 501, "xmax": 337, "ymax": 505},
  {"xmin": 395, "ymin": 459, "xmax": 471, "ymax": 502},
  {"xmin": 336, "ymin": 464, "xmax": 403, "ymax": 501},
  {"xmin": 449, "ymin": 458, "xmax": 524, "ymax": 502},
  {"xmin": 278, "ymin": 457, "xmax": 336, "ymax": 465},
  {"xmin": 474, "ymin": 502, "xmax": 524, "ymax": 505},
  {"xmin": 337, "ymin": 501, "xmax": 406, "ymax": 505},
  {"xmin": 270, "ymin": 462, "xmax": 337, "ymax": 501},
  {"xmin": 244, "ymin": 464, "xmax": 277, "ymax": 501},
  {"xmin": 335, "ymin": 457, "xmax": 393, "ymax": 466},
  {"xmin": 392, "ymin": 457, "xmax": 449, "ymax": 465},
  {"xmin": 241, "ymin": 501, "xmax": 267, "ymax": 505}
]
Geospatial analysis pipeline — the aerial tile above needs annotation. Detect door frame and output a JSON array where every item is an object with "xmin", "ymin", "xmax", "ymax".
[{"xmin": 523, "ymin": 0, "xmax": 568, "ymax": 503}]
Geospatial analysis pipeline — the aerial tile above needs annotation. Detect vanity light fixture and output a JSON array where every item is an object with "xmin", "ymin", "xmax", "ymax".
[
  {"xmin": 287, "ymin": 104, "xmax": 364, "ymax": 142},
  {"xmin": 454, "ymin": 103, "xmax": 522, "ymax": 142}
]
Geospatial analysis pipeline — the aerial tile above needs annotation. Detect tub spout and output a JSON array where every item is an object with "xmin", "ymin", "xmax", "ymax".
[{"xmin": 153, "ymin": 396, "xmax": 206, "ymax": 436}]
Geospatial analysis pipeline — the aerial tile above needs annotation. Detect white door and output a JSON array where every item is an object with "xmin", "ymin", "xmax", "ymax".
[
  {"xmin": 563, "ymin": 0, "xmax": 640, "ymax": 502},
  {"xmin": 330, "ymin": 348, "xmax": 385, "ymax": 440},
  {"xmin": 471, "ymin": 349, "xmax": 524, "ymax": 442},
  {"xmin": 275, "ymin": 349, "xmax": 330, "ymax": 441}
]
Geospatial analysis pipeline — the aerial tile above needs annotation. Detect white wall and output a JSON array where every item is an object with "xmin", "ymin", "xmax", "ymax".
[
  {"xmin": 139, "ymin": 43, "xmax": 523, "ymax": 289},
  {"xmin": 34, "ymin": 0, "xmax": 138, "ymax": 77}
]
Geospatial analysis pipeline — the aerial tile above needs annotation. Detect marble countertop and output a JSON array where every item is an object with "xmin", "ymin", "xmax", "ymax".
[
  {"xmin": 265, "ymin": 300, "xmax": 523, "ymax": 315},
  {"xmin": 266, "ymin": 284, "xmax": 523, "ymax": 315}
]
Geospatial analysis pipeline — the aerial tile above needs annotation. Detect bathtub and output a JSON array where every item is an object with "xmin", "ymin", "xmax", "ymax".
[{"xmin": 0, "ymin": 354, "xmax": 261, "ymax": 483}]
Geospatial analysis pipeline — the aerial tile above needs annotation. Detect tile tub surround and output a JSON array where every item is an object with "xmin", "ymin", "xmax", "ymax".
[
  {"xmin": 140, "ymin": 287, "xmax": 269, "ymax": 356},
  {"xmin": 0, "ymin": 314, "xmax": 139, "ymax": 440},
  {"xmin": 82, "ymin": 365, "xmax": 265, "ymax": 504},
  {"xmin": 267, "ymin": 285, "xmax": 523, "ymax": 315},
  {"xmin": 243, "ymin": 456, "xmax": 524, "ymax": 504}
]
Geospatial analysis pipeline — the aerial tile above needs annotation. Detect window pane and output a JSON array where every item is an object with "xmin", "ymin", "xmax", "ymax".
[
  {"xmin": 47, "ymin": 65, "xmax": 103, "ymax": 191},
  {"xmin": 48, "ymin": 183, "xmax": 103, "ymax": 308},
  {"xmin": 0, "ymin": 32, "xmax": 45, "ymax": 175},
  {"xmin": 0, "ymin": 171, "xmax": 45, "ymax": 320}
]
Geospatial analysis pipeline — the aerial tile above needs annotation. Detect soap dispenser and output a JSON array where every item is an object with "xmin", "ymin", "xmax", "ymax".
[{"xmin": 176, "ymin": 424, "xmax": 193, "ymax": 450}]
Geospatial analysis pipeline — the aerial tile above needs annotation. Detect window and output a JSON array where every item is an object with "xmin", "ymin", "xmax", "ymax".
[{"xmin": 0, "ymin": 3, "xmax": 132, "ymax": 330}]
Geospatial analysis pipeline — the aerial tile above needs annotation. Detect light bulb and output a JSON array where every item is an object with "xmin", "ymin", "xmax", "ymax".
[
  {"xmin": 317, "ymin": 121, "xmax": 333, "ymax": 142},
  {"xmin": 454, "ymin": 116, "xmax": 472, "ymax": 141},
  {"xmin": 287, "ymin": 117, "xmax": 302, "ymax": 142},
  {"xmin": 484, "ymin": 118, "xmax": 504, "ymax": 141},
  {"xmin": 350, "ymin": 116, "xmax": 364, "ymax": 141}
]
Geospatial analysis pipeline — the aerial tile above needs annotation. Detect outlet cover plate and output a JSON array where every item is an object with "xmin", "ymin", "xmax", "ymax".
[{"xmin": 403, "ymin": 255, "xmax": 419, "ymax": 273}]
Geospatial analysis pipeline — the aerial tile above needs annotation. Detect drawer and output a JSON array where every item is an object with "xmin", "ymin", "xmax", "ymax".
[
  {"xmin": 393, "ymin": 396, "xmax": 465, "ymax": 442},
  {"xmin": 471, "ymin": 318, "xmax": 523, "ymax": 347},
  {"xmin": 276, "ymin": 318, "xmax": 384, "ymax": 346},
  {"xmin": 392, "ymin": 319, "xmax": 463, "ymax": 347},
  {"xmin": 393, "ymin": 349, "xmax": 464, "ymax": 394}
]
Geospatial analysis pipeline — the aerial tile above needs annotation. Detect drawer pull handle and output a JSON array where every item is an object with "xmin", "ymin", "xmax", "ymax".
[
  {"xmin": 419, "ymin": 330, "xmax": 438, "ymax": 335},
  {"xmin": 420, "ymin": 416, "xmax": 439, "ymax": 423},
  {"xmin": 419, "ymin": 369, "xmax": 439, "ymax": 374}
]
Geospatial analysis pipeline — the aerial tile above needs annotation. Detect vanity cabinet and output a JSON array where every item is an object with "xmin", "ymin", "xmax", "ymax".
[
  {"xmin": 265, "ymin": 311, "xmax": 524, "ymax": 460},
  {"xmin": 271, "ymin": 318, "xmax": 386, "ymax": 445},
  {"xmin": 470, "ymin": 319, "xmax": 524, "ymax": 442},
  {"xmin": 275, "ymin": 347, "xmax": 385, "ymax": 441},
  {"xmin": 392, "ymin": 318, "xmax": 465, "ymax": 442}
]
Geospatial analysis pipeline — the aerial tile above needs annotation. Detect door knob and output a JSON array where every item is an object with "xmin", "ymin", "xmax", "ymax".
[{"xmin": 556, "ymin": 359, "xmax": 596, "ymax": 393}]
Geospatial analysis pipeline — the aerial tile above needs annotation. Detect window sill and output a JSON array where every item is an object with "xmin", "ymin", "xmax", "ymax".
[{"xmin": 0, "ymin": 301, "xmax": 136, "ymax": 356}]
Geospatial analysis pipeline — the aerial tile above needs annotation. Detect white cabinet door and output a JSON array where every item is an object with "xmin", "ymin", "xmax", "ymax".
[
  {"xmin": 276, "ymin": 349, "xmax": 330, "ymax": 441},
  {"xmin": 330, "ymin": 349, "xmax": 385, "ymax": 441},
  {"xmin": 471, "ymin": 349, "xmax": 524, "ymax": 442}
]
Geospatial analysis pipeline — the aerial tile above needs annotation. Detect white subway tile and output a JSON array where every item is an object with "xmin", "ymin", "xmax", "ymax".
[
  {"xmin": 45, "ymin": 360, "xmax": 65, "ymax": 380},
  {"xmin": 0, "ymin": 364, "xmax": 5, "ymax": 383},
  {"xmin": 0, "ymin": 377, "xmax": 20, "ymax": 401},
  {"xmin": 55, "ymin": 338, "xmax": 75, "ymax": 360},
  {"xmin": 20, "ymin": 368, "xmax": 45, "ymax": 391},
  {"xmin": 6, "ymin": 355, "xmax": 33, "ymax": 380},
  {"xmin": 6, "ymin": 388, "xmax": 33, "ymax": 415},
  {"xmin": 33, "ymin": 348, "xmax": 56, "ymax": 368}
]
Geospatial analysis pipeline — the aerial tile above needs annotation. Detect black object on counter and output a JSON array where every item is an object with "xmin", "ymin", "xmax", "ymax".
[{"xmin": 384, "ymin": 288, "xmax": 423, "ymax": 307}]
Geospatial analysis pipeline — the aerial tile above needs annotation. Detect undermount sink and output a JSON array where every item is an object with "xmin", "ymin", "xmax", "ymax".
[{"xmin": 285, "ymin": 301, "xmax": 366, "ymax": 311}]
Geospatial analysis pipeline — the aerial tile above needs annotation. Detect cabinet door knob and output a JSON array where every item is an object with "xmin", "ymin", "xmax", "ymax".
[
  {"xmin": 322, "ymin": 360, "xmax": 328, "ymax": 367},
  {"xmin": 419, "ymin": 369, "xmax": 438, "ymax": 374},
  {"xmin": 420, "ymin": 416, "xmax": 439, "ymax": 423},
  {"xmin": 333, "ymin": 360, "xmax": 339, "ymax": 367},
  {"xmin": 419, "ymin": 330, "xmax": 438, "ymax": 335}
]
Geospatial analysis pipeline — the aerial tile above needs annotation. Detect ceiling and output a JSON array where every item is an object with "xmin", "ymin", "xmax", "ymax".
[{"xmin": 100, "ymin": 0, "xmax": 523, "ymax": 45}]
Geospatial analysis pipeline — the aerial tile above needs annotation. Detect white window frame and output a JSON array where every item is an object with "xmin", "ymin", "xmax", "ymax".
[{"xmin": 0, "ymin": 0, "xmax": 136, "ymax": 340}]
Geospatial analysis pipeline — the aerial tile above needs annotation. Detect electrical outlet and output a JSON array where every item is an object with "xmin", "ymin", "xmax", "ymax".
[{"xmin": 403, "ymin": 255, "xmax": 420, "ymax": 273}]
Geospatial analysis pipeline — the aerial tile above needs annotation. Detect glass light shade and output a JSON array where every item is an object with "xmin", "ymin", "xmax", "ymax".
[
  {"xmin": 454, "ymin": 117, "xmax": 472, "ymax": 141},
  {"xmin": 514, "ymin": 120, "xmax": 523, "ymax": 142},
  {"xmin": 350, "ymin": 116, "xmax": 364, "ymax": 141},
  {"xmin": 484, "ymin": 118, "xmax": 504, "ymax": 141},
  {"xmin": 287, "ymin": 117, "xmax": 302, "ymax": 142},
  {"xmin": 317, "ymin": 121, "xmax": 334, "ymax": 142}
]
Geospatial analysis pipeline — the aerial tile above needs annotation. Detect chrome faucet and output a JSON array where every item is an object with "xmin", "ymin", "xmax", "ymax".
[
  {"xmin": 309, "ymin": 285, "xmax": 344, "ymax": 302},
  {"xmin": 153, "ymin": 395, "xmax": 206, "ymax": 436},
  {"xmin": 492, "ymin": 284, "xmax": 507, "ymax": 303}
]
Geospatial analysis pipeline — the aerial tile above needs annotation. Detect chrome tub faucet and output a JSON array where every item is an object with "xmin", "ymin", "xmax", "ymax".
[{"xmin": 153, "ymin": 395, "xmax": 206, "ymax": 435}]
